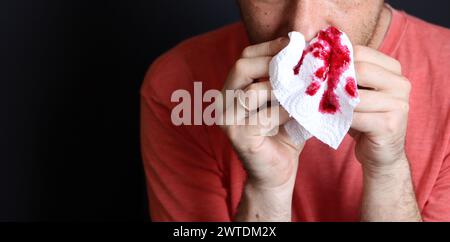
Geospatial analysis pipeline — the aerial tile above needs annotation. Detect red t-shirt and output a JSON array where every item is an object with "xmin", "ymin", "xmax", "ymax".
[{"xmin": 140, "ymin": 8, "xmax": 450, "ymax": 221}]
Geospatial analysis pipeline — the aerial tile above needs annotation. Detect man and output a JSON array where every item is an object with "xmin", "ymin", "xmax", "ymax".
[{"xmin": 140, "ymin": 0, "xmax": 450, "ymax": 221}]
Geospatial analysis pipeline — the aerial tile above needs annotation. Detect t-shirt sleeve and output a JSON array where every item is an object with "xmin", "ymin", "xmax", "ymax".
[
  {"xmin": 421, "ymin": 146, "xmax": 450, "ymax": 221},
  {"xmin": 140, "ymin": 53, "xmax": 230, "ymax": 222}
]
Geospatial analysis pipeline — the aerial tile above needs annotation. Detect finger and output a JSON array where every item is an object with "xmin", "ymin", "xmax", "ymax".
[
  {"xmin": 353, "ymin": 45, "xmax": 402, "ymax": 74},
  {"xmin": 224, "ymin": 57, "xmax": 272, "ymax": 91},
  {"xmin": 223, "ymin": 81, "xmax": 274, "ymax": 113},
  {"xmin": 355, "ymin": 89, "xmax": 404, "ymax": 113},
  {"xmin": 221, "ymin": 98, "xmax": 252, "ymax": 126},
  {"xmin": 355, "ymin": 62, "xmax": 411, "ymax": 98},
  {"xmin": 241, "ymin": 37, "xmax": 290, "ymax": 58},
  {"xmin": 244, "ymin": 105, "xmax": 291, "ymax": 136},
  {"xmin": 237, "ymin": 81, "xmax": 275, "ymax": 112},
  {"xmin": 222, "ymin": 86, "xmax": 276, "ymax": 126},
  {"xmin": 351, "ymin": 112, "xmax": 387, "ymax": 134}
]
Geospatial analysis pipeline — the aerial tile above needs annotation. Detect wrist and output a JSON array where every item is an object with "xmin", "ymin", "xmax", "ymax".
[
  {"xmin": 234, "ymin": 179, "xmax": 294, "ymax": 222},
  {"xmin": 360, "ymin": 154, "xmax": 421, "ymax": 222},
  {"xmin": 362, "ymin": 153, "xmax": 409, "ymax": 180},
  {"xmin": 245, "ymin": 178, "xmax": 295, "ymax": 201}
]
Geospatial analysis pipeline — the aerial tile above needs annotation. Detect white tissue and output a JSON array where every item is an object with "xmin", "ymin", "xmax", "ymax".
[{"xmin": 269, "ymin": 27, "xmax": 360, "ymax": 149}]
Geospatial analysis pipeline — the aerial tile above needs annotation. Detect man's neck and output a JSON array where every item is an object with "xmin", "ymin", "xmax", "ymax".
[{"xmin": 368, "ymin": 5, "xmax": 392, "ymax": 49}]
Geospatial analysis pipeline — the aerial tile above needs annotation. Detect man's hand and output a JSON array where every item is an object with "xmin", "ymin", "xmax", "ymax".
[
  {"xmin": 219, "ymin": 37, "xmax": 304, "ymax": 222},
  {"xmin": 351, "ymin": 46, "xmax": 422, "ymax": 221}
]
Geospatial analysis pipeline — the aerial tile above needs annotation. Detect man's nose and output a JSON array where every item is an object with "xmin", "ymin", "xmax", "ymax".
[{"xmin": 287, "ymin": 0, "xmax": 328, "ymax": 41}]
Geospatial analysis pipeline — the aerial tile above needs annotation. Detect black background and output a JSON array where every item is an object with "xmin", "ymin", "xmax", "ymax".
[{"xmin": 0, "ymin": 0, "xmax": 449, "ymax": 221}]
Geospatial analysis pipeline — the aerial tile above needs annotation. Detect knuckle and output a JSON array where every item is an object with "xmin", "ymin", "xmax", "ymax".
[
  {"xmin": 353, "ymin": 45, "xmax": 365, "ymax": 60},
  {"xmin": 396, "ymin": 100, "xmax": 410, "ymax": 114},
  {"xmin": 241, "ymin": 47, "xmax": 252, "ymax": 58},
  {"xmin": 394, "ymin": 76, "xmax": 412, "ymax": 98},
  {"xmin": 393, "ymin": 59, "xmax": 402, "ymax": 73},
  {"xmin": 233, "ymin": 59, "xmax": 247, "ymax": 74},
  {"xmin": 401, "ymin": 77, "xmax": 412, "ymax": 92},
  {"xmin": 353, "ymin": 45, "xmax": 366, "ymax": 57},
  {"xmin": 383, "ymin": 111, "xmax": 407, "ymax": 134},
  {"xmin": 353, "ymin": 45, "xmax": 371, "ymax": 62},
  {"xmin": 384, "ymin": 115, "xmax": 398, "ymax": 134},
  {"xmin": 355, "ymin": 61, "xmax": 370, "ymax": 74}
]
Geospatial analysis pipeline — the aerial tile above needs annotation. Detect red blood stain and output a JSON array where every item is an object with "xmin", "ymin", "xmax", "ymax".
[
  {"xmin": 306, "ymin": 81, "xmax": 321, "ymax": 96},
  {"xmin": 345, "ymin": 77, "xmax": 357, "ymax": 98},
  {"xmin": 293, "ymin": 42, "xmax": 328, "ymax": 75},
  {"xmin": 320, "ymin": 89, "xmax": 340, "ymax": 114},
  {"xmin": 293, "ymin": 27, "xmax": 353, "ymax": 114},
  {"xmin": 293, "ymin": 51, "xmax": 306, "ymax": 75},
  {"xmin": 314, "ymin": 66, "xmax": 328, "ymax": 80}
]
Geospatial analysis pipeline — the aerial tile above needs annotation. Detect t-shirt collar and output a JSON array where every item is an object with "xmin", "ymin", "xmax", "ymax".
[{"xmin": 378, "ymin": 5, "xmax": 409, "ymax": 55}]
